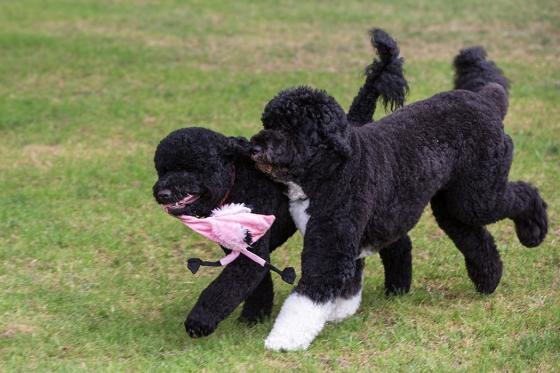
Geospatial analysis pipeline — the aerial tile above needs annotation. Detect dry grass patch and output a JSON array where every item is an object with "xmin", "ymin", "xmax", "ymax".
[{"xmin": 0, "ymin": 140, "xmax": 152, "ymax": 171}]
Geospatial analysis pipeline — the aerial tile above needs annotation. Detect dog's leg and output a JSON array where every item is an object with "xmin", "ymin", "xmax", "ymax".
[
  {"xmin": 452, "ymin": 181, "xmax": 547, "ymax": 248},
  {"xmin": 239, "ymin": 271, "xmax": 274, "ymax": 323},
  {"xmin": 265, "ymin": 219, "xmax": 357, "ymax": 351},
  {"xmin": 185, "ymin": 243, "xmax": 270, "ymax": 338},
  {"xmin": 379, "ymin": 235, "xmax": 412, "ymax": 295},
  {"xmin": 328, "ymin": 258, "xmax": 364, "ymax": 322},
  {"xmin": 500, "ymin": 181, "xmax": 548, "ymax": 248},
  {"xmin": 431, "ymin": 195, "xmax": 502, "ymax": 294},
  {"xmin": 264, "ymin": 290, "xmax": 335, "ymax": 351},
  {"xmin": 448, "ymin": 176, "xmax": 547, "ymax": 248}
]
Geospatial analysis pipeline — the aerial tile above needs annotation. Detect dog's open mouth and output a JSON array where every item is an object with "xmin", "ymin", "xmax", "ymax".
[
  {"xmin": 254, "ymin": 161, "xmax": 291, "ymax": 183},
  {"xmin": 164, "ymin": 194, "xmax": 199, "ymax": 213},
  {"xmin": 255, "ymin": 162, "xmax": 274, "ymax": 175}
]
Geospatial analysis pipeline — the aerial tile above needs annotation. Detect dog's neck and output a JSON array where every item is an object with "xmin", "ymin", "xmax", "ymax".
[
  {"xmin": 217, "ymin": 164, "xmax": 236, "ymax": 207},
  {"xmin": 223, "ymin": 156, "xmax": 277, "ymax": 207},
  {"xmin": 301, "ymin": 149, "xmax": 350, "ymax": 185}
]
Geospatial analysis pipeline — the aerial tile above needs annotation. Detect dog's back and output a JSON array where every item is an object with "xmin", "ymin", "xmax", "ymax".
[
  {"xmin": 355, "ymin": 47, "xmax": 546, "ymax": 272},
  {"xmin": 357, "ymin": 46, "xmax": 512, "ymax": 171},
  {"xmin": 352, "ymin": 87, "xmax": 511, "ymax": 244}
]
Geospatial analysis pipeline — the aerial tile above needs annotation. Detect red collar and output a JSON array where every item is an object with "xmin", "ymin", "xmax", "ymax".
[{"xmin": 218, "ymin": 165, "xmax": 236, "ymax": 206}]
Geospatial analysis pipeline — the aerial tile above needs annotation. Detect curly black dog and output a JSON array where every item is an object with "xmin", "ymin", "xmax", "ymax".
[
  {"xmin": 152, "ymin": 29, "xmax": 408, "ymax": 338},
  {"xmin": 154, "ymin": 130, "xmax": 295, "ymax": 337},
  {"xmin": 251, "ymin": 47, "xmax": 548, "ymax": 350}
]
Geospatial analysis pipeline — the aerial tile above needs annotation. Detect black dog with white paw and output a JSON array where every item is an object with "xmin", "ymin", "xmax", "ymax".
[
  {"xmin": 251, "ymin": 47, "xmax": 548, "ymax": 351},
  {"xmin": 152, "ymin": 28, "xmax": 408, "ymax": 338}
]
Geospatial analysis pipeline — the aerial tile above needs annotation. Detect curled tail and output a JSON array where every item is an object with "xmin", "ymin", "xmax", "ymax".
[
  {"xmin": 347, "ymin": 28, "xmax": 408, "ymax": 125},
  {"xmin": 453, "ymin": 47, "xmax": 509, "ymax": 119}
]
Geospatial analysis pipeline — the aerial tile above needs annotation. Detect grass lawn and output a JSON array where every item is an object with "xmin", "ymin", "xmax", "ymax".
[{"xmin": 1, "ymin": 0, "xmax": 559, "ymax": 371}]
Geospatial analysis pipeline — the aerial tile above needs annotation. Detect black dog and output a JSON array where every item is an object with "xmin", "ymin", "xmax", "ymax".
[
  {"xmin": 152, "ymin": 29, "xmax": 408, "ymax": 338},
  {"xmin": 251, "ymin": 47, "xmax": 548, "ymax": 351}
]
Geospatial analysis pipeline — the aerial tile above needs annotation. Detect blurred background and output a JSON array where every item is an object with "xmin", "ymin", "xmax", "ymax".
[{"xmin": 1, "ymin": 1, "xmax": 558, "ymax": 371}]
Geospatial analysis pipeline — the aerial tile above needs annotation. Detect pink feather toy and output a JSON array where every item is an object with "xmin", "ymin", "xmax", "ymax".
[{"xmin": 165, "ymin": 201, "xmax": 296, "ymax": 284}]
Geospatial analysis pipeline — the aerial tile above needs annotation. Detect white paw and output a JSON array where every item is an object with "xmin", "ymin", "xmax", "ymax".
[
  {"xmin": 327, "ymin": 290, "xmax": 362, "ymax": 323},
  {"xmin": 265, "ymin": 330, "xmax": 312, "ymax": 351},
  {"xmin": 265, "ymin": 292, "xmax": 333, "ymax": 351}
]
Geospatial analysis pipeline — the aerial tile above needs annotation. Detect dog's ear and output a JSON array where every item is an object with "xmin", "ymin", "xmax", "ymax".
[
  {"xmin": 324, "ymin": 130, "xmax": 351, "ymax": 158},
  {"xmin": 318, "ymin": 104, "xmax": 351, "ymax": 159},
  {"xmin": 224, "ymin": 136, "xmax": 251, "ymax": 159}
]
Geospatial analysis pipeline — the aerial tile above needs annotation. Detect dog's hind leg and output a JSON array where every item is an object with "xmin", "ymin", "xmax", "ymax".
[
  {"xmin": 448, "ymin": 180, "xmax": 548, "ymax": 248},
  {"xmin": 239, "ymin": 271, "xmax": 274, "ymax": 323},
  {"xmin": 499, "ymin": 181, "xmax": 548, "ymax": 248},
  {"xmin": 444, "ymin": 136, "xmax": 547, "ymax": 248},
  {"xmin": 328, "ymin": 258, "xmax": 364, "ymax": 322},
  {"xmin": 379, "ymin": 235, "xmax": 412, "ymax": 295},
  {"xmin": 431, "ymin": 194, "xmax": 503, "ymax": 294}
]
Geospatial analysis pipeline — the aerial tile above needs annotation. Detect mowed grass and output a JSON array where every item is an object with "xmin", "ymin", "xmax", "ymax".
[{"xmin": 1, "ymin": 0, "xmax": 559, "ymax": 371}]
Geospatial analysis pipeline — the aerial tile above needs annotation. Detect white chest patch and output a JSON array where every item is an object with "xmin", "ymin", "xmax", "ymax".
[
  {"xmin": 358, "ymin": 244, "xmax": 379, "ymax": 258},
  {"xmin": 286, "ymin": 182, "xmax": 310, "ymax": 236}
]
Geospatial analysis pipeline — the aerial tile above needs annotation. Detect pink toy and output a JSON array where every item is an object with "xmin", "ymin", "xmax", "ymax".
[{"xmin": 165, "ymin": 201, "xmax": 296, "ymax": 284}]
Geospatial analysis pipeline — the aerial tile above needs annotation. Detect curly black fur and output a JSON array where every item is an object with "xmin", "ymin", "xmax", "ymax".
[
  {"xmin": 348, "ymin": 28, "xmax": 408, "ymax": 124},
  {"xmin": 454, "ymin": 46, "xmax": 510, "ymax": 119},
  {"xmin": 152, "ymin": 28, "xmax": 409, "ymax": 338},
  {"xmin": 251, "ymin": 47, "xmax": 548, "ymax": 306},
  {"xmin": 153, "ymin": 128, "xmax": 297, "ymax": 336}
]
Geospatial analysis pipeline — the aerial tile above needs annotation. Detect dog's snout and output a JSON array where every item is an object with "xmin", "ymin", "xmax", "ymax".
[
  {"xmin": 250, "ymin": 144, "xmax": 262, "ymax": 156},
  {"xmin": 157, "ymin": 189, "xmax": 172, "ymax": 202}
]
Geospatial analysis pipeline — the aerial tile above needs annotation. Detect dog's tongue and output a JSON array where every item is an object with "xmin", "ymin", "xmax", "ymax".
[{"xmin": 164, "ymin": 194, "xmax": 199, "ymax": 212}]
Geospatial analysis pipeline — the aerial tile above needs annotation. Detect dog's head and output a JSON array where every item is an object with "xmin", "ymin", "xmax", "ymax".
[
  {"xmin": 153, "ymin": 127, "xmax": 249, "ymax": 217},
  {"xmin": 250, "ymin": 86, "xmax": 350, "ymax": 182}
]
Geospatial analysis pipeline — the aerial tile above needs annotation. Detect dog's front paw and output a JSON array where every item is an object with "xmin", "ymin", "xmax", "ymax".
[
  {"xmin": 184, "ymin": 316, "xmax": 217, "ymax": 338},
  {"xmin": 327, "ymin": 290, "xmax": 362, "ymax": 323},
  {"xmin": 264, "ymin": 292, "xmax": 333, "ymax": 351},
  {"xmin": 265, "ymin": 329, "xmax": 312, "ymax": 351}
]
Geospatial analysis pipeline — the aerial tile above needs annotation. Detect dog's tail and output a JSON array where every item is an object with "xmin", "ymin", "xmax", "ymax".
[
  {"xmin": 347, "ymin": 28, "xmax": 408, "ymax": 125},
  {"xmin": 453, "ymin": 47, "xmax": 509, "ymax": 120}
]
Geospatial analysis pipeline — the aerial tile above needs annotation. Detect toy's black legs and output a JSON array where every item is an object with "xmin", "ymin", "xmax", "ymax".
[
  {"xmin": 379, "ymin": 235, "xmax": 412, "ymax": 295},
  {"xmin": 239, "ymin": 271, "xmax": 274, "ymax": 323},
  {"xmin": 431, "ymin": 195, "xmax": 502, "ymax": 294}
]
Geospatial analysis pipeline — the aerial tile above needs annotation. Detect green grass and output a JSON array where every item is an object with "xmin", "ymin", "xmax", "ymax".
[{"xmin": 1, "ymin": 0, "xmax": 559, "ymax": 371}]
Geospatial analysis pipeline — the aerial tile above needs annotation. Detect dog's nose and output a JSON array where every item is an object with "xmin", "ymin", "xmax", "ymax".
[
  {"xmin": 157, "ymin": 189, "xmax": 172, "ymax": 202},
  {"xmin": 250, "ymin": 145, "xmax": 262, "ymax": 156}
]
